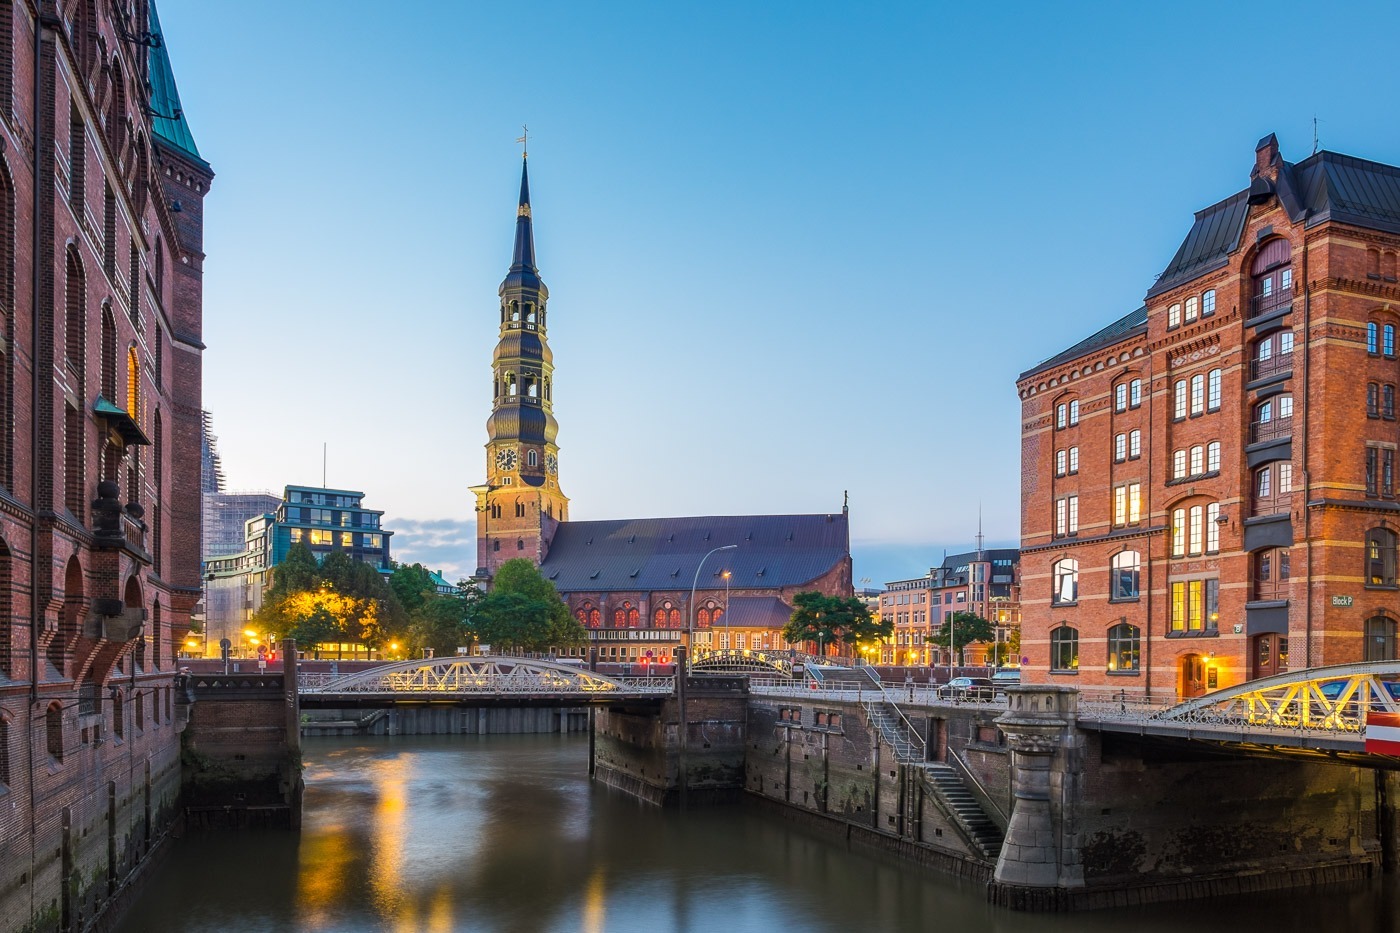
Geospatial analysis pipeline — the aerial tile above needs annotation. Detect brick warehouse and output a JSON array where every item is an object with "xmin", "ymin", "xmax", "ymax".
[
  {"xmin": 470, "ymin": 156, "xmax": 852, "ymax": 664},
  {"xmin": 0, "ymin": 3, "xmax": 210, "ymax": 931},
  {"xmin": 1018, "ymin": 134, "xmax": 1400, "ymax": 698}
]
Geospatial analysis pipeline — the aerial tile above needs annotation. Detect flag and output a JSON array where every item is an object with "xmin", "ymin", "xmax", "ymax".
[{"xmin": 1364, "ymin": 711, "xmax": 1400, "ymax": 756}]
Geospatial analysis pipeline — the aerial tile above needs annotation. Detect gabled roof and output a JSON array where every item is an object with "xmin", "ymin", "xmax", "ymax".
[
  {"xmin": 147, "ymin": 1, "xmax": 205, "ymax": 166},
  {"xmin": 1018, "ymin": 306, "xmax": 1147, "ymax": 381},
  {"xmin": 538, "ymin": 513, "xmax": 849, "ymax": 594},
  {"xmin": 719, "ymin": 596, "xmax": 794, "ymax": 629},
  {"xmin": 1146, "ymin": 192, "xmax": 1250, "ymax": 299}
]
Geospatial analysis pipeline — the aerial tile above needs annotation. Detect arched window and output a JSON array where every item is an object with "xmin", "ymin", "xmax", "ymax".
[
  {"xmin": 1107, "ymin": 622, "xmax": 1140, "ymax": 672},
  {"xmin": 1111, "ymin": 551, "xmax": 1140, "ymax": 601},
  {"xmin": 101, "ymin": 306, "xmax": 116, "ymax": 400},
  {"xmin": 1173, "ymin": 380, "xmax": 1187, "ymax": 420},
  {"xmin": 1365, "ymin": 616, "xmax": 1398, "ymax": 661},
  {"xmin": 510, "ymin": 301, "xmax": 519, "ymax": 322},
  {"xmin": 1190, "ymin": 445, "xmax": 1204, "ymax": 476},
  {"xmin": 1184, "ymin": 295, "xmax": 1199, "ymax": 323},
  {"xmin": 1052, "ymin": 558, "xmax": 1078, "ymax": 605},
  {"xmin": 1050, "ymin": 626, "xmax": 1078, "ymax": 672},
  {"xmin": 112, "ymin": 688, "xmax": 123, "ymax": 739},
  {"xmin": 1207, "ymin": 441, "xmax": 1221, "ymax": 472},
  {"xmin": 127, "ymin": 345, "xmax": 140, "ymax": 418},
  {"xmin": 613, "ymin": 607, "xmax": 625, "ymax": 627},
  {"xmin": 1388, "ymin": 325, "xmax": 1398, "ymax": 359},
  {"xmin": 1369, "ymin": 322, "xmax": 1380, "ymax": 355},
  {"xmin": 1173, "ymin": 448, "xmax": 1187, "ymax": 479},
  {"xmin": 528, "ymin": 449, "xmax": 537, "ymax": 468},
  {"xmin": 1367, "ymin": 528, "xmax": 1398, "ymax": 587},
  {"xmin": 1369, "ymin": 383, "xmax": 1380, "ymax": 418},
  {"xmin": 1168, "ymin": 303, "xmax": 1182, "ymax": 328},
  {"xmin": 135, "ymin": 690, "xmax": 144, "ymax": 730},
  {"xmin": 1189, "ymin": 374, "xmax": 1205, "ymax": 415},
  {"xmin": 697, "ymin": 609, "xmax": 709, "ymax": 627},
  {"xmin": 1114, "ymin": 382, "xmax": 1128, "ymax": 412},
  {"xmin": 46, "ymin": 702, "xmax": 63, "ymax": 761},
  {"xmin": 1253, "ymin": 330, "xmax": 1293, "ymax": 380},
  {"xmin": 589, "ymin": 608, "xmax": 600, "ymax": 628},
  {"xmin": 492, "ymin": 540, "xmax": 499, "ymax": 552},
  {"xmin": 628, "ymin": 608, "xmax": 639, "ymax": 627},
  {"xmin": 1202, "ymin": 289, "xmax": 1216, "ymax": 316},
  {"xmin": 504, "ymin": 372, "xmax": 517, "ymax": 396},
  {"xmin": 668, "ymin": 608, "xmax": 681, "ymax": 627},
  {"xmin": 1251, "ymin": 238, "xmax": 1292, "ymax": 317},
  {"xmin": 1171, "ymin": 507, "xmax": 1186, "ymax": 556}
]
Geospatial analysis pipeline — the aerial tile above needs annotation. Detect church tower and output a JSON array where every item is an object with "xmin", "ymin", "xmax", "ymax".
[{"xmin": 471, "ymin": 156, "xmax": 569, "ymax": 578}]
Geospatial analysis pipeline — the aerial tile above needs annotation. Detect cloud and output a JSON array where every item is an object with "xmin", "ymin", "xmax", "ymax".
[{"xmin": 385, "ymin": 517, "xmax": 477, "ymax": 583}]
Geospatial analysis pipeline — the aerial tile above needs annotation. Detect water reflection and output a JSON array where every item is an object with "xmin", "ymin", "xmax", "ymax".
[{"xmin": 115, "ymin": 734, "xmax": 1399, "ymax": 933}]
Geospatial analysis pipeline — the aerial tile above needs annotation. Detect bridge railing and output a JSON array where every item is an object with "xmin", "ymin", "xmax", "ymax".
[{"xmin": 750, "ymin": 677, "xmax": 1009, "ymax": 711}]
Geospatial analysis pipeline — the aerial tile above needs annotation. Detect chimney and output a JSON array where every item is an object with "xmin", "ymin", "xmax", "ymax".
[{"xmin": 1252, "ymin": 133, "xmax": 1281, "ymax": 183}]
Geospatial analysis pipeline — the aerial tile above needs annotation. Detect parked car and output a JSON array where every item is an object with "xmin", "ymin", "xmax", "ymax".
[
  {"xmin": 990, "ymin": 669, "xmax": 1021, "ymax": 696},
  {"xmin": 944, "ymin": 676, "xmax": 995, "ymax": 699}
]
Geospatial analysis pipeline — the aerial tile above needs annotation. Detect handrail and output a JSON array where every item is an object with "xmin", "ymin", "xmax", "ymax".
[
  {"xmin": 878, "ymin": 685, "xmax": 927, "ymax": 759},
  {"xmin": 947, "ymin": 749, "xmax": 1008, "ymax": 825}
]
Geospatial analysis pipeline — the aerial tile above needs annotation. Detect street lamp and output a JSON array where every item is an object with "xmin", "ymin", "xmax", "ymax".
[
  {"xmin": 722, "ymin": 570, "xmax": 731, "ymax": 650},
  {"xmin": 688, "ymin": 545, "xmax": 738, "ymax": 651}
]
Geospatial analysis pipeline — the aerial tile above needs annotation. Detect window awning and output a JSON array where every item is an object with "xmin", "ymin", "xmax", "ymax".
[{"xmin": 94, "ymin": 396, "xmax": 150, "ymax": 446}]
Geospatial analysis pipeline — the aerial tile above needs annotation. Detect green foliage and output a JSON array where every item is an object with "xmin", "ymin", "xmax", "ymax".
[
  {"xmin": 253, "ymin": 542, "xmax": 407, "ymax": 652},
  {"xmin": 926, "ymin": 610, "xmax": 997, "ymax": 655},
  {"xmin": 404, "ymin": 580, "xmax": 481, "ymax": 659},
  {"xmin": 388, "ymin": 562, "xmax": 438, "ymax": 616},
  {"xmin": 782, "ymin": 591, "xmax": 890, "ymax": 652},
  {"xmin": 472, "ymin": 559, "xmax": 585, "ymax": 652}
]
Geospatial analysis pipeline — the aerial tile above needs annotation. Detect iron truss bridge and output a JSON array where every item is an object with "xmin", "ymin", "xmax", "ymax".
[
  {"xmin": 690, "ymin": 648, "xmax": 840, "ymax": 677},
  {"xmin": 297, "ymin": 656, "xmax": 675, "ymax": 707},
  {"xmin": 1077, "ymin": 660, "xmax": 1400, "ymax": 755}
]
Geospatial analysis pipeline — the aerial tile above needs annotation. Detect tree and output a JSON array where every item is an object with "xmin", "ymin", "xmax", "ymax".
[
  {"xmin": 252, "ymin": 542, "xmax": 408, "ymax": 655},
  {"xmin": 782, "ymin": 592, "xmax": 891, "ymax": 655},
  {"xmin": 388, "ymin": 562, "xmax": 438, "ymax": 617},
  {"xmin": 403, "ymin": 580, "xmax": 481, "ymax": 659},
  {"xmin": 926, "ymin": 611, "xmax": 997, "ymax": 663},
  {"xmin": 471, "ymin": 559, "xmax": 585, "ymax": 653}
]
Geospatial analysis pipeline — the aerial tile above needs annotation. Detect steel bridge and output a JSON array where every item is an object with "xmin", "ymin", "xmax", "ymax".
[
  {"xmin": 689, "ymin": 648, "xmax": 840, "ymax": 677},
  {"xmin": 297, "ymin": 656, "xmax": 675, "ymax": 708},
  {"xmin": 749, "ymin": 661, "xmax": 1400, "ymax": 760}
]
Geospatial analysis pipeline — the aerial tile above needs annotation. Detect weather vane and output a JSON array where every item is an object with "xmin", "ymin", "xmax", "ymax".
[{"xmin": 516, "ymin": 124, "xmax": 528, "ymax": 158}]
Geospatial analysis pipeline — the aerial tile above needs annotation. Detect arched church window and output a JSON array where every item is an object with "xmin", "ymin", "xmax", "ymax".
[
  {"xmin": 504, "ymin": 372, "xmax": 517, "ymax": 396},
  {"xmin": 628, "ymin": 607, "xmax": 639, "ymax": 627},
  {"xmin": 526, "ymin": 375, "xmax": 538, "ymax": 398},
  {"xmin": 697, "ymin": 609, "xmax": 709, "ymax": 627},
  {"xmin": 654, "ymin": 608, "xmax": 666, "ymax": 627},
  {"xmin": 668, "ymin": 608, "xmax": 681, "ymax": 627},
  {"xmin": 524, "ymin": 303, "xmax": 535, "ymax": 323},
  {"xmin": 510, "ymin": 301, "xmax": 520, "ymax": 322},
  {"xmin": 516, "ymin": 539, "xmax": 524, "ymax": 551},
  {"xmin": 528, "ymin": 450, "xmax": 538, "ymax": 468},
  {"xmin": 589, "ymin": 608, "xmax": 600, "ymax": 627},
  {"xmin": 614, "ymin": 607, "xmax": 625, "ymax": 627},
  {"xmin": 543, "ymin": 379, "xmax": 551, "ymax": 402}
]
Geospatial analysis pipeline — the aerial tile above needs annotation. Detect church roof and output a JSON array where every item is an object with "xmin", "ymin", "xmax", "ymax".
[
  {"xmin": 720, "ymin": 596, "xmax": 796, "ymax": 629},
  {"xmin": 539, "ymin": 513, "xmax": 849, "ymax": 594},
  {"xmin": 147, "ymin": 1, "xmax": 205, "ymax": 166}
]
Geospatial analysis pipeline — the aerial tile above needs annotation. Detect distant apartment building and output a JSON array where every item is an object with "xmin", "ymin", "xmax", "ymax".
[
  {"xmin": 882, "ymin": 548, "xmax": 1021, "ymax": 666},
  {"xmin": 203, "ymin": 485, "xmax": 394, "ymax": 655}
]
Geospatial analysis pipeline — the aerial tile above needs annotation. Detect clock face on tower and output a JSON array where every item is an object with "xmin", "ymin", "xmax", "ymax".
[
  {"xmin": 495, "ymin": 447, "xmax": 519, "ymax": 471},
  {"xmin": 546, "ymin": 453, "xmax": 558, "ymax": 475}
]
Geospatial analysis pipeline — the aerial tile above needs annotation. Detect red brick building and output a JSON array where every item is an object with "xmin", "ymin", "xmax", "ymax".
[
  {"xmin": 0, "ymin": 3, "xmax": 209, "ymax": 929},
  {"xmin": 881, "ymin": 547, "xmax": 1021, "ymax": 667},
  {"xmin": 471, "ymin": 158, "xmax": 852, "ymax": 664},
  {"xmin": 1018, "ymin": 134, "xmax": 1400, "ymax": 699}
]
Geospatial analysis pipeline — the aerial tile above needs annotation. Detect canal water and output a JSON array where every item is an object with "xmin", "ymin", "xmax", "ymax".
[{"xmin": 116, "ymin": 735, "xmax": 1398, "ymax": 933}]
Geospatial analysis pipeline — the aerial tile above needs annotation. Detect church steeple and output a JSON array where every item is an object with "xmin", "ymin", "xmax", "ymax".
[
  {"xmin": 472, "ymin": 155, "xmax": 569, "ymax": 579},
  {"xmin": 512, "ymin": 157, "xmax": 536, "ymax": 275}
]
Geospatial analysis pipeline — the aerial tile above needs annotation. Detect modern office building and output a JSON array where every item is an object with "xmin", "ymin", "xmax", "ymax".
[
  {"xmin": 203, "ymin": 485, "xmax": 393, "ymax": 655},
  {"xmin": 1018, "ymin": 134, "xmax": 1400, "ymax": 697}
]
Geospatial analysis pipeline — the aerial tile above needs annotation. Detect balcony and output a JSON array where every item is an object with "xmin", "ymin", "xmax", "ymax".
[
  {"xmin": 1249, "ymin": 285, "xmax": 1293, "ymax": 319},
  {"xmin": 1251, "ymin": 492, "xmax": 1292, "ymax": 518},
  {"xmin": 1251, "ymin": 351, "xmax": 1293, "ymax": 381},
  {"xmin": 1251, "ymin": 416, "xmax": 1292, "ymax": 444}
]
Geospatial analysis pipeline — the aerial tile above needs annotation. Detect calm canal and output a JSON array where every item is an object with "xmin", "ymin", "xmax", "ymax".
[{"xmin": 116, "ymin": 735, "xmax": 1398, "ymax": 932}]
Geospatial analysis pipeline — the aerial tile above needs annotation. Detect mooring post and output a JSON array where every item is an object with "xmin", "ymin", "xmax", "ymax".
[
  {"xmin": 283, "ymin": 638, "xmax": 304, "ymax": 830},
  {"xmin": 676, "ymin": 644, "xmax": 689, "ymax": 810},
  {"xmin": 588, "ymin": 646, "xmax": 598, "ymax": 778}
]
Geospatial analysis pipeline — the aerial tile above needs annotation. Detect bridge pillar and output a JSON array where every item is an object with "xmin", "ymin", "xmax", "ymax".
[{"xmin": 989, "ymin": 685, "xmax": 1084, "ymax": 909}]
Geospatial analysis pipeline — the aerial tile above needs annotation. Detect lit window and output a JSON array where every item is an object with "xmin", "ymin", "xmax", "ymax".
[
  {"xmin": 340, "ymin": 531, "xmax": 352, "ymax": 547},
  {"xmin": 1114, "ymin": 485, "xmax": 1127, "ymax": 525},
  {"xmin": 1207, "ymin": 441, "xmax": 1220, "ymax": 472},
  {"xmin": 1367, "ymin": 528, "xmax": 1398, "ymax": 587},
  {"xmin": 1129, "ymin": 483, "xmax": 1141, "ymax": 523},
  {"xmin": 1171, "ymin": 508, "xmax": 1186, "ymax": 557},
  {"xmin": 1107, "ymin": 622, "xmax": 1140, "ymax": 672},
  {"xmin": 1188, "ymin": 505, "xmax": 1203, "ymax": 554},
  {"xmin": 1050, "ymin": 626, "xmax": 1078, "ymax": 671},
  {"xmin": 1173, "ymin": 449, "xmax": 1187, "ymax": 479},
  {"xmin": 1068, "ymin": 495, "xmax": 1078, "ymax": 533},
  {"xmin": 290, "ymin": 528, "xmax": 303, "ymax": 543}
]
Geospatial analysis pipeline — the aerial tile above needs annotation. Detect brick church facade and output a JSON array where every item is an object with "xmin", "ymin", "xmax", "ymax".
[
  {"xmin": 0, "ymin": 3, "xmax": 209, "ymax": 929},
  {"xmin": 471, "ymin": 158, "xmax": 852, "ymax": 664},
  {"xmin": 1018, "ymin": 134, "xmax": 1400, "ymax": 698}
]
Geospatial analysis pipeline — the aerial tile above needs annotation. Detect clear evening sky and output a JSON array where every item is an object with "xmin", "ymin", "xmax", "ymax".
[{"xmin": 162, "ymin": 0, "xmax": 1400, "ymax": 586}]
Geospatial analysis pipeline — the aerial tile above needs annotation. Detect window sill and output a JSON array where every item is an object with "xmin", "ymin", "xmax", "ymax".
[
  {"xmin": 1165, "ymin": 629, "xmax": 1221, "ymax": 639},
  {"xmin": 1048, "ymin": 669, "xmax": 1079, "ymax": 676},
  {"xmin": 1051, "ymin": 601, "xmax": 1078, "ymax": 609},
  {"xmin": 1165, "ymin": 470, "xmax": 1221, "ymax": 488},
  {"xmin": 1364, "ymin": 584, "xmax": 1400, "ymax": 591},
  {"xmin": 1106, "ymin": 669, "xmax": 1142, "ymax": 676},
  {"xmin": 1108, "ymin": 596, "xmax": 1141, "ymax": 604}
]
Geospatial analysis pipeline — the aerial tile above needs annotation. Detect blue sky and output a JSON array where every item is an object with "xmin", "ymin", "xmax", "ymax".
[{"xmin": 162, "ymin": 0, "xmax": 1400, "ymax": 585}]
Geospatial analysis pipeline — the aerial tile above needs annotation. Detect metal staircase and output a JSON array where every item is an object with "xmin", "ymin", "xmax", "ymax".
[{"xmin": 861, "ymin": 696, "xmax": 1005, "ymax": 860}]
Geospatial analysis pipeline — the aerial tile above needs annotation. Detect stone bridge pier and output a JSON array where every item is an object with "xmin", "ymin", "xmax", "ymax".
[
  {"xmin": 988, "ymin": 683, "xmax": 1388, "ymax": 910},
  {"xmin": 989, "ymin": 685, "xmax": 1084, "ymax": 909}
]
